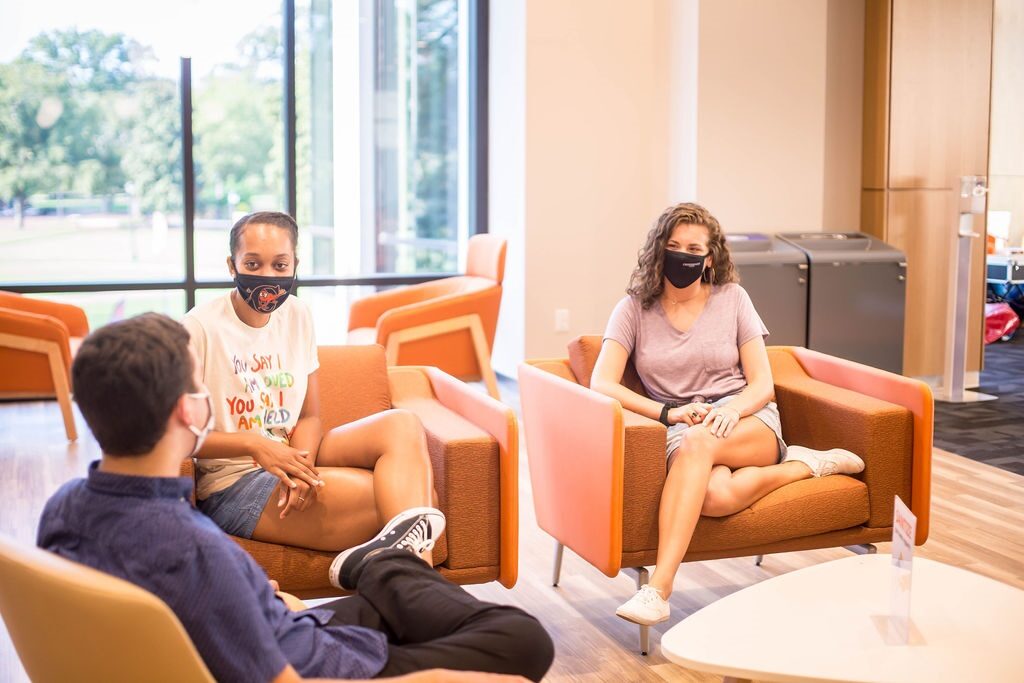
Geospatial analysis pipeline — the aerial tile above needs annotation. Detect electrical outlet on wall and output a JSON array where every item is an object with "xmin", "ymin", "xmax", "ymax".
[{"xmin": 554, "ymin": 308, "xmax": 570, "ymax": 333}]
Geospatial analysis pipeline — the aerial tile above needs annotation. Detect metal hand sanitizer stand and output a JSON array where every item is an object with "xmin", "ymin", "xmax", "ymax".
[{"xmin": 935, "ymin": 176, "xmax": 996, "ymax": 403}]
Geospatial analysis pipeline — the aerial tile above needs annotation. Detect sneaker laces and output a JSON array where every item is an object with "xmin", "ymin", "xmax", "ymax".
[
  {"xmin": 395, "ymin": 518, "xmax": 436, "ymax": 554},
  {"xmin": 633, "ymin": 584, "xmax": 664, "ymax": 607}
]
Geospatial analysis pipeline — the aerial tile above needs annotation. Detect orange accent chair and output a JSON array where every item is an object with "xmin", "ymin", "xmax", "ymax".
[
  {"xmin": 182, "ymin": 344, "xmax": 519, "ymax": 599},
  {"xmin": 347, "ymin": 234, "xmax": 506, "ymax": 399},
  {"xmin": 0, "ymin": 291, "xmax": 89, "ymax": 441},
  {"xmin": 0, "ymin": 534, "xmax": 214, "ymax": 682},
  {"xmin": 519, "ymin": 337, "xmax": 933, "ymax": 653}
]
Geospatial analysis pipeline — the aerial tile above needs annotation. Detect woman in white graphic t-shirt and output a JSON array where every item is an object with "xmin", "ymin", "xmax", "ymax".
[{"xmin": 183, "ymin": 212, "xmax": 436, "ymax": 560}]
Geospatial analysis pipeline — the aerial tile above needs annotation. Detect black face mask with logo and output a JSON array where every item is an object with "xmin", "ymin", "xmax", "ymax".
[
  {"xmin": 662, "ymin": 249, "xmax": 707, "ymax": 289},
  {"xmin": 233, "ymin": 272, "xmax": 296, "ymax": 313}
]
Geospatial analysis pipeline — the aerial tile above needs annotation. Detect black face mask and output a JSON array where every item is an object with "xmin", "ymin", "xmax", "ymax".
[
  {"xmin": 662, "ymin": 249, "xmax": 707, "ymax": 289},
  {"xmin": 233, "ymin": 272, "xmax": 295, "ymax": 313}
]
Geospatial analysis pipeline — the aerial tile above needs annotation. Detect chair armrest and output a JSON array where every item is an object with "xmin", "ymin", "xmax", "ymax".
[
  {"xmin": 375, "ymin": 285, "xmax": 500, "ymax": 347},
  {"xmin": 0, "ymin": 307, "xmax": 71, "ymax": 348},
  {"xmin": 389, "ymin": 366, "xmax": 518, "ymax": 588},
  {"xmin": 421, "ymin": 366, "xmax": 517, "ymax": 587},
  {"xmin": 620, "ymin": 408, "xmax": 668, "ymax": 554},
  {"xmin": 785, "ymin": 347, "xmax": 933, "ymax": 543},
  {"xmin": 0, "ymin": 308, "xmax": 73, "ymax": 387},
  {"xmin": 774, "ymin": 372, "xmax": 914, "ymax": 533},
  {"xmin": 518, "ymin": 361, "xmax": 625, "ymax": 577},
  {"xmin": 0, "ymin": 292, "xmax": 88, "ymax": 337},
  {"xmin": 348, "ymin": 280, "xmax": 457, "ymax": 331}
]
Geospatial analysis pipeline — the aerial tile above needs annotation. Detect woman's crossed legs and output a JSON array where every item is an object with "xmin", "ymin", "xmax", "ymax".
[
  {"xmin": 651, "ymin": 417, "xmax": 810, "ymax": 597},
  {"xmin": 252, "ymin": 409, "xmax": 437, "ymax": 554}
]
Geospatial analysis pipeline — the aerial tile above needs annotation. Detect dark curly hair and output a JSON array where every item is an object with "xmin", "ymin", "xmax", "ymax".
[{"xmin": 627, "ymin": 202, "xmax": 738, "ymax": 309}]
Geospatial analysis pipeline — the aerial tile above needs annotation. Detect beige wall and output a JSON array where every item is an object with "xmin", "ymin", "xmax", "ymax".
[
  {"xmin": 989, "ymin": 0, "xmax": 1024, "ymax": 248},
  {"xmin": 697, "ymin": 0, "xmax": 864, "ymax": 234},
  {"xmin": 522, "ymin": 0, "xmax": 672, "ymax": 362},
  {"xmin": 490, "ymin": 0, "xmax": 867, "ymax": 372}
]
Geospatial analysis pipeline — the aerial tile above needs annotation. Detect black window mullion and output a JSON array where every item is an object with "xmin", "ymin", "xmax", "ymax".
[
  {"xmin": 283, "ymin": 0, "xmax": 297, "ymax": 219},
  {"xmin": 180, "ymin": 57, "xmax": 197, "ymax": 311}
]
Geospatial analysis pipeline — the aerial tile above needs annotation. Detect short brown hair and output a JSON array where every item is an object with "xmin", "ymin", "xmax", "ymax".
[
  {"xmin": 627, "ymin": 202, "xmax": 738, "ymax": 309},
  {"xmin": 229, "ymin": 211, "xmax": 299, "ymax": 259},
  {"xmin": 72, "ymin": 313, "xmax": 196, "ymax": 456}
]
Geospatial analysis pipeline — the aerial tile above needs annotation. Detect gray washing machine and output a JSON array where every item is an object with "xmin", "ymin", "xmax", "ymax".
[
  {"xmin": 726, "ymin": 233, "xmax": 808, "ymax": 347},
  {"xmin": 779, "ymin": 232, "xmax": 906, "ymax": 374}
]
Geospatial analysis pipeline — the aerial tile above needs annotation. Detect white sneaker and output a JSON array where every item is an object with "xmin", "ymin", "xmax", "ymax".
[
  {"xmin": 784, "ymin": 446, "xmax": 865, "ymax": 477},
  {"xmin": 615, "ymin": 584, "xmax": 670, "ymax": 626}
]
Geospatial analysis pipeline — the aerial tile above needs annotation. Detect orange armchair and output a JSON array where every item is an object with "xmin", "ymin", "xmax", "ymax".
[
  {"xmin": 347, "ymin": 234, "xmax": 506, "ymax": 399},
  {"xmin": 182, "ymin": 345, "xmax": 519, "ymax": 599},
  {"xmin": 519, "ymin": 337, "xmax": 933, "ymax": 653},
  {"xmin": 0, "ymin": 291, "xmax": 89, "ymax": 440}
]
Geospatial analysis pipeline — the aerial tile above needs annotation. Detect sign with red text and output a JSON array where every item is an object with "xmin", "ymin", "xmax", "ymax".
[{"xmin": 889, "ymin": 495, "xmax": 916, "ymax": 645}]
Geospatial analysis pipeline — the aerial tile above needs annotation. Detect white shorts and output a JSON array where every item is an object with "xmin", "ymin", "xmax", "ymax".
[{"xmin": 665, "ymin": 394, "xmax": 787, "ymax": 463}]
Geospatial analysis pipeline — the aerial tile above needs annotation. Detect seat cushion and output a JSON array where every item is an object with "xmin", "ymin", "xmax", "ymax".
[
  {"xmin": 688, "ymin": 475, "xmax": 870, "ymax": 553},
  {"xmin": 347, "ymin": 327, "xmax": 377, "ymax": 345}
]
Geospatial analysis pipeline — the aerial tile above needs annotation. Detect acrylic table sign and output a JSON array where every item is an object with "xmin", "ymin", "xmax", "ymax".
[{"xmin": 888, "ymin": 495, "xmax": 917, "ymax": 645}]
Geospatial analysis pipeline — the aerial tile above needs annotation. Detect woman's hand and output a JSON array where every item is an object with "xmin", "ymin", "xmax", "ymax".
[
  {"xmin": 703, "ymin": 405, "xmax": 741, "ymax": 438},
  {"xmin": 246, "ymin": 433, "xmax": 323, "ymax": 490},
  {"xmin": 668, "ymin": 402, "xmax": 713, "ymax": 426},
  {"xmin": 277, "ymin": 477, "xmax": 317, "ymax": 518}
]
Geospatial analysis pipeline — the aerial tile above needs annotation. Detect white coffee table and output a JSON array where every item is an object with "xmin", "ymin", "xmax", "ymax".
[{"xmin": 661, "ymin": 554, "xmax": 1024, "ymax": 682}]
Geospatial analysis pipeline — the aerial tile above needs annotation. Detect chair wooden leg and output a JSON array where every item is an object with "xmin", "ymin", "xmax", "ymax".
[
  {"xmin": 552, "ymin": 541, "xmax": 564, "ymax": 587},
  {"xmin": 47, "ymin": 348, "xmax": 77, "ymax": 442},
  {"xmin": 635, "ymin": 567, "xmax": 650, "ymax": 656},
  {"xmin": 41, "ymin": 343, "xmax": 77, "ymax": 442},
  {"xmin": 467, "ymin": 316, "xmax": 500, "ymax": 400}
]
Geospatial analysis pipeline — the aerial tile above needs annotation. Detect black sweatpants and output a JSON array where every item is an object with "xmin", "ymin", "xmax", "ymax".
[{"xmin": 321, "ymin": 550, "xmax": 554, "ymax": 681}]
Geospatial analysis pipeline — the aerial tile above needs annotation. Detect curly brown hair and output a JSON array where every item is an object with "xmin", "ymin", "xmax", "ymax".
[{"xmin": 627, "ymin": 202, "xmax": 738, "ymax": 309}]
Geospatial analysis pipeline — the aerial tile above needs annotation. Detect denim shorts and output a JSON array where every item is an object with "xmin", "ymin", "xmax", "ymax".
[
  {"xmin": 197, "ymin": 469, "xmax": 279, "ymax": 538},
  {"xmin": 665, "ymin": 394, "xmax": 787, "ymax": 463}
]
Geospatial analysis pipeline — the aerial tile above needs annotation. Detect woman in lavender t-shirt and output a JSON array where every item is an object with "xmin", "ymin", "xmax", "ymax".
[{"xmin": 592, "ymin": 203, "xmax": 865, "ymax": 627}]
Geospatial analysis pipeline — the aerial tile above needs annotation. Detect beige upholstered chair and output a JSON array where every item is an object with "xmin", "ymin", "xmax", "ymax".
[{"xmin": 0, "ymin": 534, "xmax": 214, "ymax": 682}]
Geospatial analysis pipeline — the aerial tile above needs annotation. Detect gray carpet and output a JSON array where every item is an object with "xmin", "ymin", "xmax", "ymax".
[{"xmin": 934, "ymin": 334, "xmax": 1024, "ymax": 475}]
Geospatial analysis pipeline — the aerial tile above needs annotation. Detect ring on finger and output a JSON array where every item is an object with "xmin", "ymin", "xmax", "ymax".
[{"xmin": 298, "ymin": 496, "xmax": 305, "ymax": 502}]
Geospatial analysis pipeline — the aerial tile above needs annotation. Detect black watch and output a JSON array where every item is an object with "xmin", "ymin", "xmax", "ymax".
[{"xmin": 659, "ymin": 402, "xmax": 680, "ymax": 427}]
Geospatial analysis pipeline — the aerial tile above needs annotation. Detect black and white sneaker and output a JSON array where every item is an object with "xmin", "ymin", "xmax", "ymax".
[{"xmin": 329, "ymin": 506, "xmax": 446, "ymax": 590}]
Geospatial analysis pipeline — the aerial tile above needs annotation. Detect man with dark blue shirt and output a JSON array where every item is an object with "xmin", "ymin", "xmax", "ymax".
[{"xmin": 37, "ymin": 313, "xmax": 553, "ymax": 682}]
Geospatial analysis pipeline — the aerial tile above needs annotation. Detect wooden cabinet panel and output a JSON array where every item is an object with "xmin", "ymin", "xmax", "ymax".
[
  {"xmin": 861, "ymin": 189, "xmax": 886, "ymax": 238},
  {"xmin": 888, "ymin": 190, "xmax": 985, "ymax": 377},
  {"xmin": 862, "ymin": 0, "xmax": 891, "ymax": 189},
  {"xmin": 888, "ymin": 0, "xmax": 993, "ymax": 189}
]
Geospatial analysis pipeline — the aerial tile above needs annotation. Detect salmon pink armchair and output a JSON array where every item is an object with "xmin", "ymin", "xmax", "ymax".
[{"xmin": 519, "ymin": 336, "xmax": 934, "ymax": 653}]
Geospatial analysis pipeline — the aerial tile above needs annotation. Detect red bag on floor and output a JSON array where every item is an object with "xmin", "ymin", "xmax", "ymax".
[{"xmin": 985, "ymin": 302, "xmax": 1020, "ymax": 344}]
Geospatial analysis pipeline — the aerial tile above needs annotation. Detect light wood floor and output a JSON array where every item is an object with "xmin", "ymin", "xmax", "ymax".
[{"xmin": 2, "ymin": 390, "xmax": 1023, "ymax": 682}]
